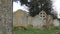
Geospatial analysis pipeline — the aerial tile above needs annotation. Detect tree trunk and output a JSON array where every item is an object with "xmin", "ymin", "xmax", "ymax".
[{"xmin": 0, "ymin": 0, "xmax": 12, "ymax": 34}]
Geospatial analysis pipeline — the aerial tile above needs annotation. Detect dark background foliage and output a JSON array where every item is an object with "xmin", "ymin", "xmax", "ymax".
[
  {"xmin": 19, "ymin": 0, "xmax": 53, "ymax": 17},
  {"xmin": 13, "ymin": 0, "xmax": 57, "ymax": 18}
]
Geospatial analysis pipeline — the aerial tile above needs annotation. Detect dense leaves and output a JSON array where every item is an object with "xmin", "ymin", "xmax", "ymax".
[
  {"xmin": 19, "ymin": 0, "xmax": 53, "ymax": 17},
  {"xmin": 13, "ymin": 0, "xmax": 18, "ymax": 2}
]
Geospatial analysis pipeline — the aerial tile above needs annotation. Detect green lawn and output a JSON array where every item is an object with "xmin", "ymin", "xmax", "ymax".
[{"xmin": 13, "ymin": 26, "xmax": 60, "ymax": 34}]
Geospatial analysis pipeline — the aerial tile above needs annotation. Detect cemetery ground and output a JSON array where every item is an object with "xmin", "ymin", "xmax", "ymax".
[{"xmin": 13, "ymin": 26, "xmax": 60, "ymax": 34}]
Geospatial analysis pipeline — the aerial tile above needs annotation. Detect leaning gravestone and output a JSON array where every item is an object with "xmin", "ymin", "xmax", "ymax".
[{"xmin": 13, "ymin": 9, "xmax": 28, "ymax": 29}]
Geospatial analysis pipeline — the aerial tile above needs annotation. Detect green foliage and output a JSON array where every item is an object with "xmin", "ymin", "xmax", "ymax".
[{"xmin": 19, "ymin": 0, "xmax": 53, "ymax": 17}]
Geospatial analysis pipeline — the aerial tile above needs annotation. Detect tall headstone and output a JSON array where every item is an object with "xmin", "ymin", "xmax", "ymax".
[{"xmin": 13, "ymin": 10, "xmax": 28, "ymax": 28}]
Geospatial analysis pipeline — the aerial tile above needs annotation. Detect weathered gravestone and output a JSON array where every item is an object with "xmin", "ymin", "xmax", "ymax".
[
  {"xmin": 28, "ymin": 16, "xmax": 32, "ymax": 25},
  {"xmin": 13, "ymin": 9, "xmax": 28, "ymax": 29},
  {"xmin": 31, "ymin": 10, "xmax": 47, "ymax": 29},
  {"xmin": 53, "ymin": 19, "xmax": 60, "ymax": 27}
]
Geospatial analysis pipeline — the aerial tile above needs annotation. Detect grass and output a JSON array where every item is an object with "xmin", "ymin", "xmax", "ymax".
[{"xmin": 13, "ymin": 26, "xmax": 60, "ymax": 34}]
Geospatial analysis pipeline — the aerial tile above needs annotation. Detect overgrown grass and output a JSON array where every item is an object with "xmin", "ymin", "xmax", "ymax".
[{"xmin": 13, "ymin": 26, "xmax": 60, "ymax": 34}]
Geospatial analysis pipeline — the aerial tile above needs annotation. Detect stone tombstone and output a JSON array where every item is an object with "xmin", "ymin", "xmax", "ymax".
[
  {"xmin": 31, "ymin": 10, "xmax": 47, "ymax": 28},
  {"xmin": 53, "ymin": 19, "xmax": 60, "ymax": 27},
  {"xmin": 44, "ymin": 15, "xmax": 54, "ymax": 29},
  {"xmin": 46, "ymin": 15, "xmax": 54, "ymax": 26},
  {"xmin": 28, "ymin": 16, "xmax": 32, "ymax": 25},
  {"xmin": 13, "ymin": 9, "xmax": 28, "ymax": 28},
  {"xmin": 39, "ymin": 10, "xmax": 47, "ymax": 20}
]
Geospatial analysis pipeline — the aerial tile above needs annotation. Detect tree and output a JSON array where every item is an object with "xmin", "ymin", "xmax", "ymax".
[
  {"xmin": 0, "ymin": 0, "xmax": 12, "ymax": 34},
  {"xmin": 19, "ymin": 0, "xmax": 53, "ymax": 17}
]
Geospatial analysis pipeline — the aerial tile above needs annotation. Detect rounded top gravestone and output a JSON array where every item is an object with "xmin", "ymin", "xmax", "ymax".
[{"xmin": 13, "ymin": 9, "xmax": 28, "ymax": 28}]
